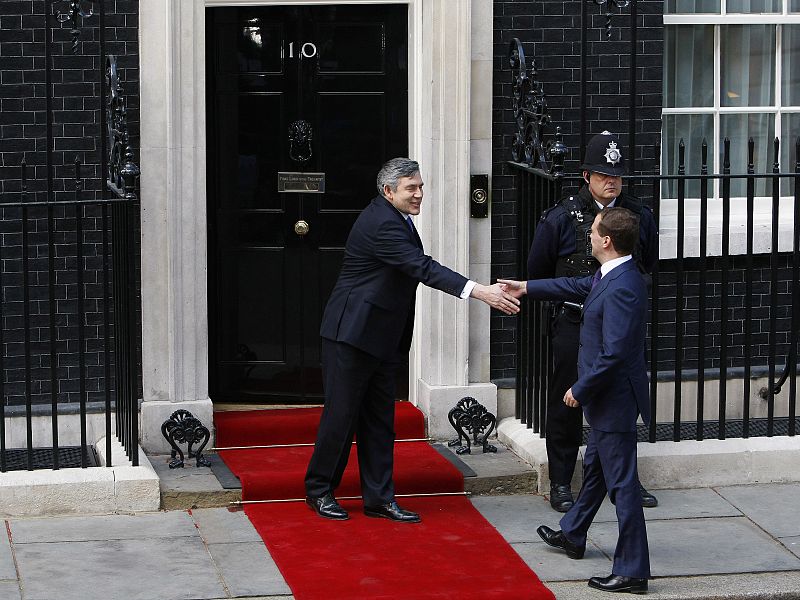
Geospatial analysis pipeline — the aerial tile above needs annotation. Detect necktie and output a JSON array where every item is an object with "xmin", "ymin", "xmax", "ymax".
[
  {"xmin": 406, "ymin": 216, "xmax": 414, "ymax": 232},
  {"xmin": 590, "ymin": 269, "xmax": 602, "ymax": 290}
]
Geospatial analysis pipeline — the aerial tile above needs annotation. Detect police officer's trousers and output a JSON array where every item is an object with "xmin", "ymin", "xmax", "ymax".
[{"xmin": 547, "ymin": 307, "xmax": 585, "ymax": 486}]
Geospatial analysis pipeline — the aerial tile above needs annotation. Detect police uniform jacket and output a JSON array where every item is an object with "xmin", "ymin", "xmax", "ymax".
[{"xmin": 527, "ymin": 186, "xmax": 658, "ymax": 280}]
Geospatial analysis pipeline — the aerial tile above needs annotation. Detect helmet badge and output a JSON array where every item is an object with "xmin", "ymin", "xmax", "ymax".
[{"xmin": 604, "ymin": 140, "xmax": 622, "ymax": 166}]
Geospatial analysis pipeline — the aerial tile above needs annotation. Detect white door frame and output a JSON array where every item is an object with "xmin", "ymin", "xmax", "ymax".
[{"xmin": 137, "ymin": 0, "xmax": 479, "ymax": 451}]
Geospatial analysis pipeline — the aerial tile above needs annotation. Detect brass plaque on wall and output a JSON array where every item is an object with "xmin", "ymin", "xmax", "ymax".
[{"xmin": 277, "ymin": 172, "xmax": 326, "ymax": 193}]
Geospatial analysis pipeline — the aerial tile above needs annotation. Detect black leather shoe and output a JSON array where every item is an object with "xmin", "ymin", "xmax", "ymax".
[
  {"xmin": 549, "ymin": 483, "xmax": 575, "ymax": 513},
  {"xmin": 364, "ymin": 500, "xmax": 421, "ymax": 523},
  {"xmin": 536, "ymin": 525, "xmax": 585, "ymax": 559},
  {"xmin": 639, "ymin": 484, "xmax": 658, "ymax": 508},
  {"xmin": 305, "ymin": 493, "xmax": 349, "ymax": 520},
  {"xmin": 588, "ymin": 574, "xmax": 648, "ymax": 594}
]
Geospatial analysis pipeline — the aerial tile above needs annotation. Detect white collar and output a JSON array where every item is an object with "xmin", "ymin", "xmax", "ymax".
[
  {"xmin": 595, "ymin": 198, "xmax": 616, "ymax": 211},
  {"xmin": 600, "ymin": 254, "xmax": 632, "ymax": 278}
]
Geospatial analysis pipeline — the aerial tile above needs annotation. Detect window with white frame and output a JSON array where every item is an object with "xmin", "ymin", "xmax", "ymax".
[{"xmin": 660, "ymin": 1, "xmax": 800, "ymax": 257}]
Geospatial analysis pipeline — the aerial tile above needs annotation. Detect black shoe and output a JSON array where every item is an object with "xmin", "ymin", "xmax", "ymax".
[
  {"xmin": 588, "ymin": 574, "xmax": 648, "ymax": 594},
  {"xmin": 305, "ymin": 492, "xmax": 349, "ymax": 520},
  {"xmin": 639, "ymin": 484, "xmax": 658, "ymax": 508},
  {"xmin": 536, "ymin": 525, "xmax": 585, "ymax": 559},
  {"xmin": 364, "ymin": 500, "xmax": 421, "ymax": 523},
  {"xmin": 549, "ymin": 483, "xmax": 575, "ymax": 513}
]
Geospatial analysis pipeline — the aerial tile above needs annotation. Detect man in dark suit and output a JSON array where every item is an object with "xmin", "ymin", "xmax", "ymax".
[
  {"xmin": 500, "ymin": 207, "xmax": 651, "ymax": 594},
  {"xmin": 304, "ymin": 157, "xmax": 520, "ymax": 523},
  {"xmin": 527, "ymin": 132, "xmax": 658, "ymax": 513}
]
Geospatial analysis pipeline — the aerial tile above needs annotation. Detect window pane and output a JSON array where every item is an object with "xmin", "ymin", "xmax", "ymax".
[
  {"xmin": 721, "ymin": 25, "xmax": 775, "ymax": 107},
  {"xmin": 781, "ymin": 113, "xmax": 800, "ymax": 194},
  {"xmin": 662, "ymin": 113, "xmax": 714, "ymax": 198},
  {"xmin": 720, "ymin": 113, "xmax": 775, "ymax": 196},
  {"xmin": 665, "ymin": 0, "xmax": 720, "ymax": 12},
  {"xmin": 784, "ymin": 26, "xmax": 800, "ymax": 106},
  {"xmin": 664, "ymin": 26, "xmax": 714, "ymax": 108},
  {"xmin": 726, "ymin": 0, "xmax": 781, "ymax": 12},
  {"xmin": 792, "ymin": 0, "xmax": 800, "ymax": 13}
]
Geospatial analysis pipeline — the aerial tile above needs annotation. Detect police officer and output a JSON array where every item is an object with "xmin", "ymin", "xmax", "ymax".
[{"xmin": 528, "ymin": 131, "xmax": 659, "ymax": 512}]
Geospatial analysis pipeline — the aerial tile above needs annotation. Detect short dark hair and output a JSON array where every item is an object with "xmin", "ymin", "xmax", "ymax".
[
  {"xmin": 596, "ymin": 207, "xmax": 639, "ymax": 255},
  {"xmin": 377, "ymin": 158, "xmax": 420, "ymax": 197}
]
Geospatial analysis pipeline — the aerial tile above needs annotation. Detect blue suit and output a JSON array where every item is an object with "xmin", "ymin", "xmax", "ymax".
[
  {"xmin": 526, "ymin": 259, "xmax": 650, "ymax": 579},
  {"xmin": 306, "ymin": 196, "xmax": 468, "ymax": 504}
]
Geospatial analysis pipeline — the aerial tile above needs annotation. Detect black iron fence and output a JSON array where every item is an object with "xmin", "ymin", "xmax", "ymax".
[
  {"xmin": 0, "ymin": 0, "xmax": 141, "ymax": 470},
  {"xmin": 0, "ymin": 188, "xmax": 139, "ymax": 470},
  {"xmin": 512, "ymin": 137, "xmax": 800, "ymax": 443}
]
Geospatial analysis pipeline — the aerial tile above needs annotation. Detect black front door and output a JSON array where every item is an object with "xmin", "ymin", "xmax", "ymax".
[{"xmin": 207, "ymin": 5, "xmax": 408, "ymax": 403}]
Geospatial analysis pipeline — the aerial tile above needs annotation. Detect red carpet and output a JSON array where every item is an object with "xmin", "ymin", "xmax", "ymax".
[{"xmin": 215, "ymin": 403, "xmax": 554, "ymax": 600}]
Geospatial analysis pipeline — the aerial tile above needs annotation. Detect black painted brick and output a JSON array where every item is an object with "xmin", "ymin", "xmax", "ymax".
[
  {"xmin": 493, "ymin": 1, "xmax": 755, "ymax": 381},
  {"xmin": 0, "ymin": 0, "xmax": 140, "ymax": 408}
]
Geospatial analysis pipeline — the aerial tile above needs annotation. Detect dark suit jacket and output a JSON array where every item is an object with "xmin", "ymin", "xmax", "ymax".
[
  {"xmin": 320, "ymin": 196, "xmax": 468, "ymax": 361},
  {"xmin": 525, "ymin": 259, "xmax": 650, "ymax": 432}
]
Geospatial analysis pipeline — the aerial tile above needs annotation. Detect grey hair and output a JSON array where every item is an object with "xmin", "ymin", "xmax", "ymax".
[{"xmin": 376, "ymin": 158, "xmax": 420, "ymax": 197}]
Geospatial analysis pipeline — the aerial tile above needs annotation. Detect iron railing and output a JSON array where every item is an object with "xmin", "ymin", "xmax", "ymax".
[
  {"xmin": 0, "ymin": 2, "xmax": 140, "ymax": 470},
  {"xmin": 512, "ymin": 137, "xmax": 800, "ymax": 442},
  {"xmin": 0, "ymin": 189, "xmax": 139, "ymax": 470}
]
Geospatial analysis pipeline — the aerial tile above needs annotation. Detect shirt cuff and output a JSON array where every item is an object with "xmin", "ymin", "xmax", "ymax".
[{"xmin": 460, "ymin": 280, "xmax": 477, "ymax": 299}]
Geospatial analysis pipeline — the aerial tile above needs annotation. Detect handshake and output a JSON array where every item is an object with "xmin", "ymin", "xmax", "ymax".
[{"xmin": 468, "ymin": 279, "xmax": 527, "ymax": 315}]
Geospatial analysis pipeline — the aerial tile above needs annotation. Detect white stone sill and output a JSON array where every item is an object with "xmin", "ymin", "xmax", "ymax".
[{"xmin": 658, "ymin": 196, "xmax": 797, "ymax": 259}]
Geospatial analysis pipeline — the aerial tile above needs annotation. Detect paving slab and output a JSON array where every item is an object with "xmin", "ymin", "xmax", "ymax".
[
  {"xmin": 0, "ymin": 535, "xmax": 16, "ymax": 582},
  {"xmin": 716, "ymin": 483, "xmax": 800, "ymax": 538},
  {"xmin": 547, "ymin": 572, "xmax": 800, "ymax": 600},
  {"xmin": 192, "ymin": 507, "xmax": 263, "ymax": 544},
  {"xmin": 429, "ymin": 444, "xmax": 538, "ymax": 494},
  {"xmin": 14, "ymin": 537, "xmax": 225, "ymax": 600},
  {"xmin": 591, "ymin": 487, "xmax": 743, "ymax": 523},
  {"xmin": 782, "ymin": 536, "xmax": 800, "ymax": 559},
  {"xmin": 511, "ymin": 540, "xmax": 612, "ymax": 582},
  {"xmin": 471, "ymin": 494, "xmax": 557, "ymax": 543},
  {"xmin": 207, "ymin": 542, "xmax": 291, "ymax": 597},
  {"xmin": 9, "ymin": 511, "xmax": 197, "ymax": 544},
  {"xmin": 152, "ymin": 456, "xmax": 225, "ymax": 493},
  {"xmin": 588, "ymin": 517, "xmax": 800, "ymax": 577},
  {"xmin": 0, "ymin": 581, "xmax": 20, "ymax": 600}
]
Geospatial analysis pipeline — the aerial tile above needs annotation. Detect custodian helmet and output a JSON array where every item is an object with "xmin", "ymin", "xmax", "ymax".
[{"xmin": 580, "ymin": 131, "xmax": 626, "ymax": 177}]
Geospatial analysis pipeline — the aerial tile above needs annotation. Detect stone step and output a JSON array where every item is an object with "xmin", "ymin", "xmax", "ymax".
[{"xmin": 152, "ymin": 440, "xmax": 538, "ymax": 510}]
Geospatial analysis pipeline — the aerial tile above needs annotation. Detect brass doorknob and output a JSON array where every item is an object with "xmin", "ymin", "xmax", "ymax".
[{"xmin": 294, "ymin": 220, "xmax": 310, "ymax": 236}]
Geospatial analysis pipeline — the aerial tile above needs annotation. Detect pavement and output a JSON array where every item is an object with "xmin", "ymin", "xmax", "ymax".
[{"xmin": 1, "ymin": 444, "xmax": 799, "ymax": 600}]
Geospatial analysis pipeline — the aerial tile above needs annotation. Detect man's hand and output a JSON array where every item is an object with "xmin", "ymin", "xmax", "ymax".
[
  {"xmin": 497, "ymin": 279, "xmax": 527, "ymax": 300},
  {"xmin": 563, "ymin": 388, "xmax": 580, "ymax": 408},
  {"xmin": 471, "ymin": 283, "xmax": 521, "ymax": 315}
]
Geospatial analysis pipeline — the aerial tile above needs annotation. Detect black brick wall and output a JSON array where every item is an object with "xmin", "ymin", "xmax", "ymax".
[
  {"xmin": 490, "ymin": 1, "xmax": 796, "ymax": 382},
  {"xmin": 0, "ymin": 0, "xmax": 140, "ymax": 408},
  {"xmin": 0, "ymin": 0, "xmax": 139, "ymax": 202},
  {"xmin": 491, "ymin": 1, "xmax": 665, "ymax": 379}
]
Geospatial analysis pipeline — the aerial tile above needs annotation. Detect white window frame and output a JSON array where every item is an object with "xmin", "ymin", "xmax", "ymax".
[{"xmin": 661, "ymin": 2, "xmax": 800, "ymax": 259}]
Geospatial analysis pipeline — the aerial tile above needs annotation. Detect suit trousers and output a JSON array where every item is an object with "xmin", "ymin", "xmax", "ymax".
[
  {"xmin": 546, "ymin": 308, "xmax": 585, "ymax": 485},
  {"xmin": 560, "ymin": 429, "xmax": 651, "ymax": 579},
  {"xmin": 304, "ymin": 338, "xmax": 399, "ymax": 506}
]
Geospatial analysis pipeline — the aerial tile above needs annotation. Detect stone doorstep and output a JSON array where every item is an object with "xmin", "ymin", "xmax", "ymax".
[
  {"xmin": 0, "ymin": 438, "xmax": 160, "ymax": 517},
  {"xmin": 498, "ymin": 416, "xmax": 800, "ymax": 494},
  {"xmin": 152, "ymin": 418, "xmax": 800, "ymax": 510},
  {"xmin": 152, "ymin": 441, "xmax": 541, "ymax": 510}
]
